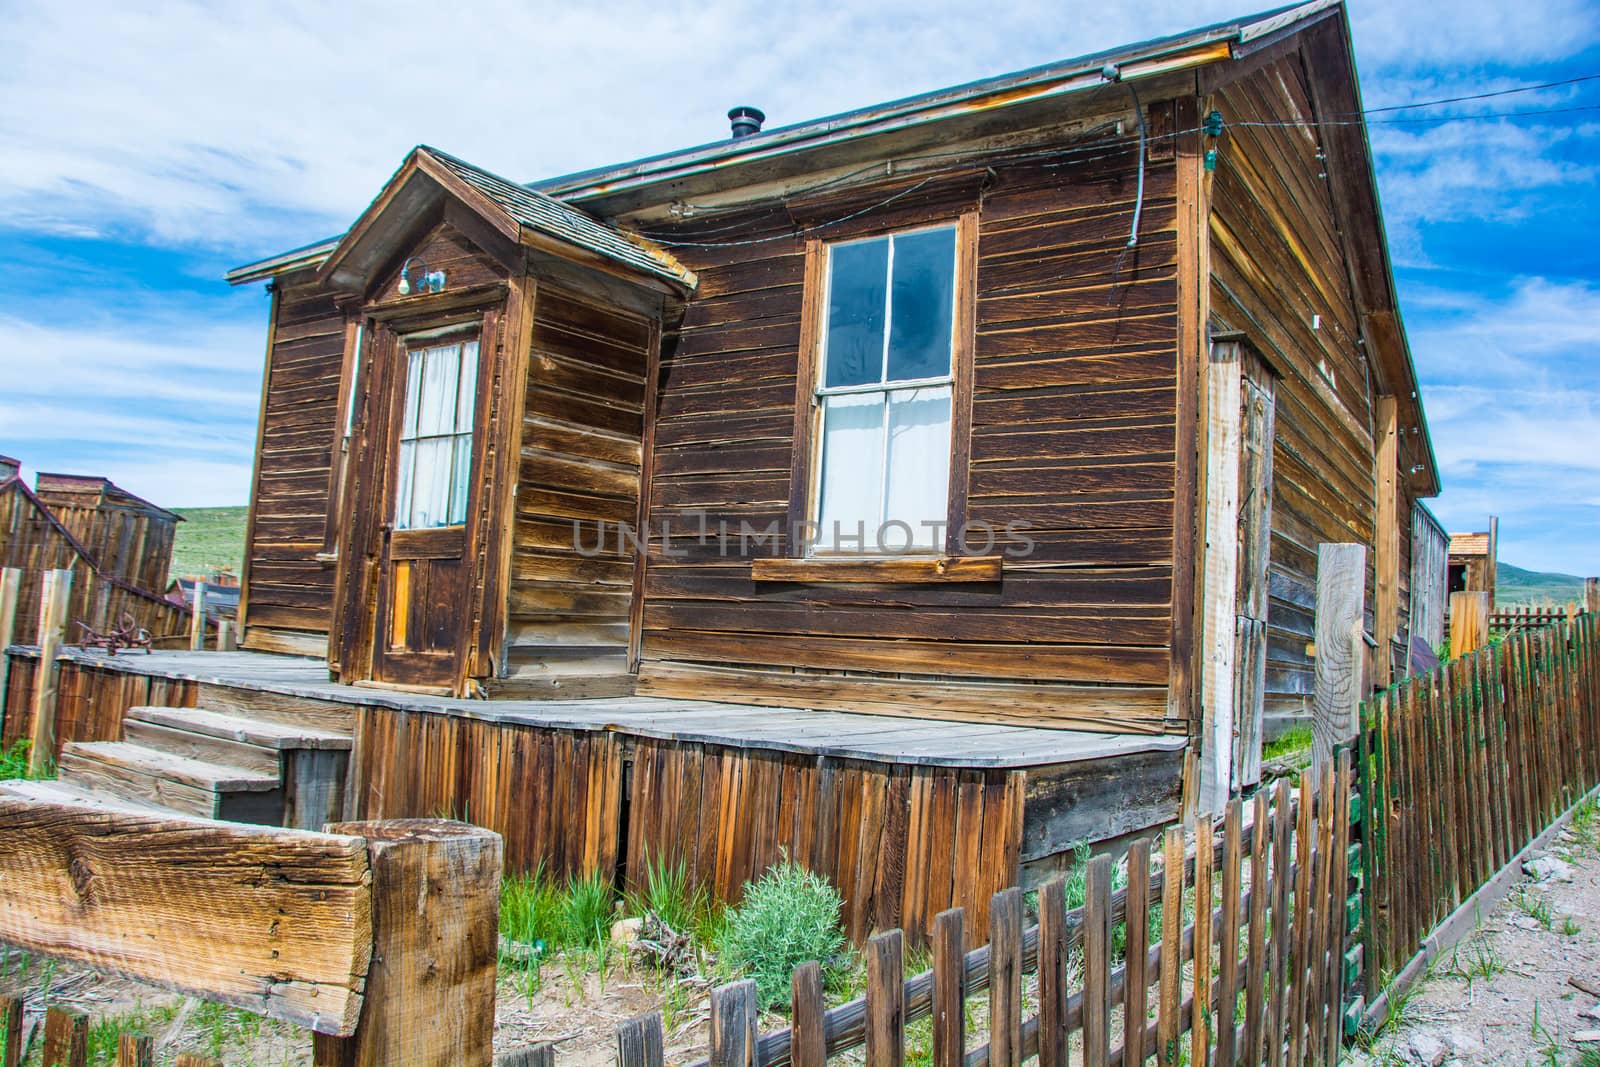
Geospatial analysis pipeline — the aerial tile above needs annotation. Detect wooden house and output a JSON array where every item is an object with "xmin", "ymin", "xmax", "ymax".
[
  {"xmin": 1, "ymin": 0, "xmax": 1442, "ymax": 938},
  {"xmin": 0, "ymin": 468, "xmax": 192, "ymax": 643},
  {"xmin": 1448, "ymin": 518, "xmax": 1498, "ymax": 610}
]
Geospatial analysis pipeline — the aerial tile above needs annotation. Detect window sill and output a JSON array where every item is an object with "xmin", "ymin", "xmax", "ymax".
[{"xmin": 750, "ymin": 555, "xmax": 1002, "ymax": 584}]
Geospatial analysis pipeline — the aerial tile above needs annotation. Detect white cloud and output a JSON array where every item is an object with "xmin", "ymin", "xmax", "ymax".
[{"xmin": 2, "ymin": 0, "xmax": 1595, "ymax": 254}]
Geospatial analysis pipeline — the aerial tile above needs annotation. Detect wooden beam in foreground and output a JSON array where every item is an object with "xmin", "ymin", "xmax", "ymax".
[
  {"xmin": 0, "ymin": 795, "xmax": 372, "ymax": 1035},
  {"xmin": 314, "ymin": 819, "xmax": 502, "ymax": 1067}
]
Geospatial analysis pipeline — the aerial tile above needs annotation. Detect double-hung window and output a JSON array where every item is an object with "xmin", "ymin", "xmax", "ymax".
[
  {"xmin": 812, "ymin": 225, "xmax": 958, "ymax": 554},
  {"xmin": 394, "ymin": 336, "xmax": 479, "ymax": 529}
]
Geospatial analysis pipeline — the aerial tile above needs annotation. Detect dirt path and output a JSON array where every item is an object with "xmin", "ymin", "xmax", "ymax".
[{"xmin": 1349, "ymin": 799, "xmax": 1600, "ymax": 1067}]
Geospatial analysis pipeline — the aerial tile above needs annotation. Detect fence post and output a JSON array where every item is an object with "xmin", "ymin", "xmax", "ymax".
[
  {"xmin": 43, "ymin": 1007, "xmax": 87, "ymax": 1067},
  {"xmin": 1449, "ymin": 591, "xmax": 1489, "ymax": 659},
  {"xmin": 189, "ymin": 581, "xmax": 207, "ymax": 652},
  {"xmin": 1314, "ymin": 544, "xmax": 1366, "ymax": 771},
  {"xmin": 311, "ymin": 820, "xmax": 502, "ymax": 1067},
  {"xmin": 30, "ymin": 568, "xmax": 73, "ymax": 776},
  {"xmin": 1586, "ymin": 577, "xmax": 1599, "ymax": 615},
  {"xmin": 616, "ymin": 1013, "xmax": 665, "ymax": 1067},
  {"xmin": 709, "ymin": 980, "xmax": 759, "ymax": 1067},
  {"xmin": 2, "ymin": 995, "xmax": 20, "ymax": 1067},
  {"xmin": 117, "ymin": 1033, "xmax": 153, "ymax": 1067},
  {"xmin": 0, "ymin": 567, "xmax": 20, "ymax": 734},
  {"xmin": 216, "ymin": 618, "xmax": 237, "ymax": 652}
]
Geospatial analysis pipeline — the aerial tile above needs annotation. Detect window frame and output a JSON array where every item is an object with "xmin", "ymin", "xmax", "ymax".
[
  {"xmin": 391, "ymin": 322, "xmax": 483, "ymax": 531},
  {"xmin": 789, "ymin": 210, "xmax": 979, "ymax": 559}
]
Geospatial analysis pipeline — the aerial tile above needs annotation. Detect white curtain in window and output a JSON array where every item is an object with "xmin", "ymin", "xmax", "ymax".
[
  {"xmin": 884, "ymin": 386, "xmax": 951, "ymax": 546},
  {"xmin": 395, "ymin": 339, "xmax": 478, "ymax": 530},
  {"xmin": 817, "ymin": 393, "xmax": 885, "ymax": 548}
]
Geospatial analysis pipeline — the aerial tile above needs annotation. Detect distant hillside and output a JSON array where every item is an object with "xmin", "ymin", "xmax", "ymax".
[
  {"xmin": 1496, "ymin": 562, "xmax": 1586, "ymax": 608},
  {"xmin": 168, "ymin": 506, "xmax": 249, "ymax": 585}
]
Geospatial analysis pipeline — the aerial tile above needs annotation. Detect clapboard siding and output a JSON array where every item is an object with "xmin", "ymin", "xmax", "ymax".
[
  {"xmin": 241, "ymin": 280, "xmax": 345, "ymax": 651},
  {"xmin": 1210, "ymin": 58, "xmax": 1378, "ymax": 731},
  {"xmin": 504, "ymin": 289, "xmax": 650, "ymax": 670},
  {"xmin": 636, "ymin": 134, "xmax": 1180, "ymax": 732}
]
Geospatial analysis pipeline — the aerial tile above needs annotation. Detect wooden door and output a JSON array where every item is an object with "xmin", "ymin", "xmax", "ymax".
[
  {"xmin": 1231, "ymin": 356, "xmax": 1275, "ymax": 788},
  {"xmin": 369, "ymin": 319, "xmax": 492, "ymax": 690}
]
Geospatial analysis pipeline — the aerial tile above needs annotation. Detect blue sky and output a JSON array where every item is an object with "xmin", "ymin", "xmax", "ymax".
[{"xmin": 1, "ymin": 0, "xmax": 1597, "ymax": 572}]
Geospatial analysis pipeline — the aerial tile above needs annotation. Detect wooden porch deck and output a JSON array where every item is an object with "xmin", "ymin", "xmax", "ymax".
[{"xmin": 36, "ymin": 647, "xmax": 1187, "ymax": 770}]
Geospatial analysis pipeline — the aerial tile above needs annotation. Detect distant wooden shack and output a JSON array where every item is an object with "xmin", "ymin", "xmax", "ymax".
[
  {"xmin": 1448, "ymin": 517, "xmax": 1498, "ymax": 611},
  {"xmin": 0, "ymin": 466, "xmax": 194, "ymax": 644}
]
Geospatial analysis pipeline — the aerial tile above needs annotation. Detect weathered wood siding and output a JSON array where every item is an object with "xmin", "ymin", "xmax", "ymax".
[
  {"xmin": 241, "ymin": 278, "xmax": 345, "ymax": 650},
  {"xmin": 626, "ymin": 738, "xmax": 1025, "ymax": 946},
  {"xmin": 1208, "ymin": 58, "xmax": 1378, "ymax": 731},
  {"xmin": 505, "ymin": 289, "xmax": 650, "ymax": 675},
  {"xmin": 347, "ymin": 705, "xmax": 623, "ymax": 878},
  {"xmin": 1, "ymin": 653, "xmax": 195, "ymax": 758},
  {"xmin": 634, "ymin": 133, "xmax": 1182, "ymax": 733}
]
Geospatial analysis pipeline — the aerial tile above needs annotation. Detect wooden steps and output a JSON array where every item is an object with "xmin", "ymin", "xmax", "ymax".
[
  {"xmin": 26, "ymin": 699, "xmax": 356, "ymax": 830},
  {"xmin": 58, "ymin": 741, "xmax": 281, "ymax": 822}
]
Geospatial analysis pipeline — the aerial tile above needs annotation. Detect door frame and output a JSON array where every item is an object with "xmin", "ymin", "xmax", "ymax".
[
  {"xmin": 330, "ymin": 283, "xmax": 508, "ymax": 694},
  {"xmin": 369, "ymin": 317, "xmax": 494, "ymax": 690}
]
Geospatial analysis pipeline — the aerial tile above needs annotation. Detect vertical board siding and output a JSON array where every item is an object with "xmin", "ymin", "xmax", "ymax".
[
  {"xmin": 635, "ymin": 133, "xmax": 1181, "ymax": 730},
  {"xmin": 623, "ymin": 737, "xmax": 1026, "ymax": 945},
  {"xmin": 349, "ymin": 705, "xmax": 623, "ymax": 879},
  {"xmin": 1209, "ymin": 59, "xmax": 1381, "ymax": 734},
  {"xmin": 242, "ymin": 280, "xmax": 346, "ymax": 643},
  {"xmin": 0, "ymin": 655, "xmax": 196, "ymax": 757}
]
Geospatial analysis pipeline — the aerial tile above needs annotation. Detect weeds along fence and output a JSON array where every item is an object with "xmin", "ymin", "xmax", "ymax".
[
  {"xmin": 1356, "ymin": 612, "xmax": 1600, "ymax": 1019},
  {"xmin": 617, "ymin": 756, "xmax": 1357, "ymax": 1067}
]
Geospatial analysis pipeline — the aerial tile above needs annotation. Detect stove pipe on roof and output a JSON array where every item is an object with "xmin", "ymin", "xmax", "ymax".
[{"xmin": 727, "ymin": 106, "xmax": 765, "ymax": 139}]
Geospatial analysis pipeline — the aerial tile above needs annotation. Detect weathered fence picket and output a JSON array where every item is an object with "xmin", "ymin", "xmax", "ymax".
[{"xmin": 1359, "ymin": 612, "xmax": 1600, "ymax": 1028}]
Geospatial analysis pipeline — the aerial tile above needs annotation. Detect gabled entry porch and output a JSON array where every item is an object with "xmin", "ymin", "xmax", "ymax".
[{"xmin": 309, "ymin": 147, "xmax": 694, "ymax": 698}]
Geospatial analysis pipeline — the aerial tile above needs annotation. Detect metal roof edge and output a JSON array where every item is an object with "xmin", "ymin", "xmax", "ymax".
[
  {"xmin": 531, "ymin": 1, "xmax": 1330, "ymax": 203},
  {"xmin": 225, "ymin": 236, "xmax": 343, "ymax": 286}
]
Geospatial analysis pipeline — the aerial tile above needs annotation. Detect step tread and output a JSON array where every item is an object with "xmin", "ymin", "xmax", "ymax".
[
  {"xmin": 61, "ymin": 741, "xmax": 279, "ymax": 792},
  {"xmin": 125, "ymin": 705, "xmax": 351, "ymax": 750},
  {"xmin": 0, "ymin": 777, "xmax": 184, "ymax": 819}
]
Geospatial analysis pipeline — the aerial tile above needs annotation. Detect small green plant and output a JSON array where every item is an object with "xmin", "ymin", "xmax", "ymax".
[
  {"xmin": 720, "ymin": 860, "xmax": 849, "ymax": 1010},
  {"xmin": 1261, "ymin": 724, "xmax": 1315, "ymax": 768},
  {"xmin": 1576, "ymin": 1046, "xmax": 1600, "ymax": 1067},
  {"xmin": 500, "ymin": 868, "xmax": 566, "ymax": 949},
  {"xmin": 1562, "ymin": 915, "xmax": 1582, "ymax": 937},
  {"xmin": 1443, "ymin": 939, "xmax": 1504, "ymax": 989},
  {"xmin": 625, "ymin": 853, "xmax": 708, "ymax": 933},
  {"xmin": 564, "ymin": 870, "xmax": 617, "ymax": 949},
  {"xmin": 0, "ymin": 739, "xmax": 50, "ymax": 781},
  {"xmin": 1512, "ymin": 888, "xmax": 1554, "ymax": 930}
]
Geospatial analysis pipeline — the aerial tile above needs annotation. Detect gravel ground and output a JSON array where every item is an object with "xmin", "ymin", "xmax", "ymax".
[{"xmin": 1349, "ymin": 798, "xmax": 1600, "ymax": 1067}]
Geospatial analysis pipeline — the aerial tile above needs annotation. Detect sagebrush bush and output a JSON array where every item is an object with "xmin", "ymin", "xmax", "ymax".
[{"xmin": 720, "ymin": 861, "xmax": 848, "ymax": 1009}]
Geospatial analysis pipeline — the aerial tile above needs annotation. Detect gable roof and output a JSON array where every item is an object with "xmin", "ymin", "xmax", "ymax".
[
  {"xmin": 244, "ymin": 146, "xmax": 694, "ymax": 293},
  {"xmin": 33, "ymin": 472, "xmax": 181, "ymax": 522},
  {"xmin": 534, "ymin": 0, "xmax": 1339, "ymax": 205}
]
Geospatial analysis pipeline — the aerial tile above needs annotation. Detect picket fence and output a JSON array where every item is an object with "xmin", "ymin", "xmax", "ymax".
[
  {"xmin": 616, "ymin": 755, "xmax": 1357, "ymax": 1067},
  {"xmin": 1356, "ymin": 612, "xmax": 1600, "ymax": 1003}
]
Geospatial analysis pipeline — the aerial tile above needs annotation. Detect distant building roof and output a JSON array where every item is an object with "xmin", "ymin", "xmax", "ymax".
[
  {"xmin": 1449, "ymin": 533, "xmax": 1492, "ymax": 557},
  {"xmin": 34, "ymin": 472, "xmax": 182, "ymax": 523}
]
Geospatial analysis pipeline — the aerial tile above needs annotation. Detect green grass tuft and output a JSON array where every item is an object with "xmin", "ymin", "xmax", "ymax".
[
  {"xmin": 0, "ymin": 740, "xmax": 51, "ymax": 781},
  {"xmin": 624, "ymin": 853, "xmax": 710, "ymax": 934},
  {"xmin": 564, "ymin": 870, "xmax": 617, "ymax": 949},
  {"xmin": 720, "ymin": 860, "xmax": 849, "ymax": 1010},
  {"xmin": 1261, "ymin": 724, "xmax": 1315, "ymax": 767}
]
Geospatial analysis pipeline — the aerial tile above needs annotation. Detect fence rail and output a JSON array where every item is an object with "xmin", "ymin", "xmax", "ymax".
[
  {"xmin": 1357, "ymin": 612, "xmax": 1600, "ymax": 1009},
  {"xmin": 621, "ymin": 756, "xmax": 1356, "ymax": 1067}
]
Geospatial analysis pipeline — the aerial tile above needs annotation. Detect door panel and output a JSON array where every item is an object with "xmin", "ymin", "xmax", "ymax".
[{"xmin": 370, "ymin": 322, "xmax": 490, "ymax": 690}]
